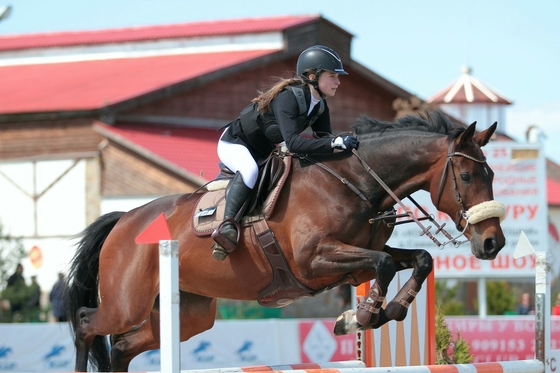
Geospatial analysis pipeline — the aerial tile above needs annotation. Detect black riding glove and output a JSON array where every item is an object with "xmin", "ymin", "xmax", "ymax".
[{"xmin": 332, "ymin": 136, "xmax": 359, "ymax": 150}]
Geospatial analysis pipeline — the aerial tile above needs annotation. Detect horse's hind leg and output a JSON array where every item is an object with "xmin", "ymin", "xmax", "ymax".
[
  {"xmin": 111, "ymin": 318, "xmax": 158, "ymax": 372},
  {"xmin": 111, "ymin": 292, "xmax": 217, "ymax": 372},
  {"xmin": 382, "ymin": 246, "xmax": 433, "ymax": 321},
  {"xmin": 74, "ymin": 308, "xmax": 94, "ymax": 372},
  {"xmin": 74, "ymin": 307, "xmax": 112, "ymax": 372}
]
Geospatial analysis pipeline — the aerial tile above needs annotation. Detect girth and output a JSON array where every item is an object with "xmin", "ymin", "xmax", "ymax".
[{"xmin": 254, "ymin": 219, "xmax": 315, "ymax": 308}]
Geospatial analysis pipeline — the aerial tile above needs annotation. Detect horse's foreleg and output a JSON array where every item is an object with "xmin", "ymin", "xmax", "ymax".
[
  {"xmin": 334, "ymin": 245, "xmax": 428, "ymax": 335},
  {"xmin": 382, "ymin": 246, "xmax": 433, "ymax": 321},
  {"xmin": 353, "ymin": 251, "xmax": 396, "ymax": 329},
  {"xmin": 318, "ymin": 245, "xmax": 395, "ymax": 335}
]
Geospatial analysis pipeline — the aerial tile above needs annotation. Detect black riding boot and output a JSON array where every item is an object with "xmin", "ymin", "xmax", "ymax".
[{"xmin": 212, "ymin": 172, "xmax": 252, "ymax": 261}]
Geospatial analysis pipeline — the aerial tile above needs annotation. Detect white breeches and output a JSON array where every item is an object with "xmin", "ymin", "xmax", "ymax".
[{"xmin": 217, "ymin": 138, "xmax": 258, "ymax": 189}]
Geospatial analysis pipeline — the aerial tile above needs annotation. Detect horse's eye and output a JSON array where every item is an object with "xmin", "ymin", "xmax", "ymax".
[{"xmin": 460, "ymin": 173, "xmax": 471, "ymax": 182}]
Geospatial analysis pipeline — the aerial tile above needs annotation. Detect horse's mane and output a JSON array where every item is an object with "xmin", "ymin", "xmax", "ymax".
[{"xmin": 353, "ymin": 111, "xmax": 465, "ymax": 140}]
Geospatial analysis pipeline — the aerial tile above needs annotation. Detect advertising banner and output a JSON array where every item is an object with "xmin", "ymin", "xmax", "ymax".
[
  {"xmin": 0, "ymin": 323, "xmax": 74, "ymax": 372},
  {"xmin": 445, "ymin": 316, "xmax": 560, "ymax": 362},
  {"xmin": 298, "ymin": 320, "xmax": 357, "ymax": 363}
]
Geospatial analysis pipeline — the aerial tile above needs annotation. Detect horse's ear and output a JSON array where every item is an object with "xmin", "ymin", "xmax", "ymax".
[
  {"xmin": 473, "ymin": 122, "xmax": 497, "ymax": 147},
  {"xmin": 457, "ymin": 121, "xmax": 477, "ymax": 148}
]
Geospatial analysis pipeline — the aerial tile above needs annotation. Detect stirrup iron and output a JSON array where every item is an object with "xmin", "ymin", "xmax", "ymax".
[{"xmin": 211, "ymin": 218, "xmax": 240, "ymax": 261}]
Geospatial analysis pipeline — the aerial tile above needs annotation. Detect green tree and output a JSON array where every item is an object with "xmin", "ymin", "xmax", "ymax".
[
  {"xmin": 486, "ymin": 281, "xmax": 516, "ymax": 315},
  {"xmin": 0, "ymin": 220, "xmax": 26, "ymax": 322},
  {"xmin": 435, "ymin": 307, "xmax": 473, "ymax": 364},
  {"xmin": 435, "ymin": 280, "xmax": 465, "ymax": 315}
]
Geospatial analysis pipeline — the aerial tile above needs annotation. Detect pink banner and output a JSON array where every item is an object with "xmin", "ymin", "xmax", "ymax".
[
  {"xmin": 445, "ymin": 316, "xmax": 560, "ymax": 362},
  {"xmin": 298, "ymin": 319, "xmax": 356, "ymax": 363}
]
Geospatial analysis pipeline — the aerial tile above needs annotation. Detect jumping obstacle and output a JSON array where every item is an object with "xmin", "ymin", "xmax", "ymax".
[
  {"xmin": 160, "ymin": 361, "xmax": 368, "ymax": 373},
  {"xmin": 165, "ymin": 360, "xmax": 544, "ymax": 373},
  {"xmin": 159, "ymin": 239, "xmax": 180, "ymax": 373},
  {"xmin": 355, "ymin": 271, "xmax": 436, "ymax": 367},
  {"xmin": 135, "ymin": 213, "xmax": 180, "ymax": 373}
]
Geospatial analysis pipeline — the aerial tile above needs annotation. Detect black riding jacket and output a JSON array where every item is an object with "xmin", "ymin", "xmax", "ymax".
[{"xmin": 221, "ymin": 84, "xmax": 334, "ymax": 159}]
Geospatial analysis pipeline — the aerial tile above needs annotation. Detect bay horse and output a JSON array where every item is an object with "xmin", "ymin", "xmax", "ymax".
[{"xmin": 66, "ymin": 112, "xmax": 506, "ymax": 372}]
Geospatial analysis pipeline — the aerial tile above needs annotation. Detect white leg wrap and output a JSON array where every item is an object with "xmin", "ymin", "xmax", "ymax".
[{"xmin": 466, "ymin": 200, "xmax": 506, "ymax": 224}]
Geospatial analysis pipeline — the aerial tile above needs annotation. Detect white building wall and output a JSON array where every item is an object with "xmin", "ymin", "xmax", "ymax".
[
  {"xmin": 440, "ymin": 103, "xmax": 508, "ymax": 133},
  {"xmin": 0, "ymin": 159, "xmax": 86, "ymax": 293},
  {"xmin": 0, "ymin": 159, "xmax": 86, "ymax": 238}
]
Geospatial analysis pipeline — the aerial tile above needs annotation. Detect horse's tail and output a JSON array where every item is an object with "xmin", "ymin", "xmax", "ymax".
[{"xmin": 66, "ymin": 211, "xmax": 125, "ymax": 372}]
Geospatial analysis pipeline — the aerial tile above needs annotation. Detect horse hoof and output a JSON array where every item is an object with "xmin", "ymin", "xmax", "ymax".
[
  {"xmin": 385, "ymin": 301, "xmax": 408, "ymax": 321},
  {"xmin": 333, "ymin": 310, "xmax": 359, "ymax": 335},
  {"xmin": 212, "ymin": 245, "xmax": 228, "ymax": 261}
]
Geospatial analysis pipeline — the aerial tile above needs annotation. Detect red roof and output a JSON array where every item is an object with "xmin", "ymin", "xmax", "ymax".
[
  {"xmin": 0, "ymin": 15, "xmax": 318, "ymax": 51},
  {"xmin": 548, "ymin": 179, "xmax": 560, "ymax": 206},
  {"xmin": 427, "ymin": 66, "xmax": 512, "ymax": 105},
  {"xmin": 96, "ymin": 123, "xmax": 221, "ymax": 181},
  {"xmin": 0, "ymin": 49, "xmax": 276, "ymax": 114}
]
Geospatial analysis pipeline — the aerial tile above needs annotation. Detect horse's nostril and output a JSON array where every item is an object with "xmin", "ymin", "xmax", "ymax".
[{"xmin": 484, "ymin": 238, "xmax": 498, "ymax": 258}]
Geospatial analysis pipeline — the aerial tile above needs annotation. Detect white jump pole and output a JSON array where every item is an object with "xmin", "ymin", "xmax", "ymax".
[
  {"xmin": 537, "ymin": 249, "xmax": 559, "ymax": 373},
  {"xmin": 535, "ymin": 251, "xmax": 547, "ymax": 364},
  {"xmin": 515, "ymin": 228, "xmax": 556, "ymax": 372},
  {"xmin": 159, "ymin": 239, "xmax": 180, "ymax": 373}
]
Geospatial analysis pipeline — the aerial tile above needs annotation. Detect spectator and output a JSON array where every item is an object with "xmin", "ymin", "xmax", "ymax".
[
  {"xmin": 49, "ymin": 272, "xmax": 68, "ymax": 322},
  {"xmin": 6, "ymin": 263, "xmax": 24, "ymax": 288},
  {"xmin": 3, "ymin": 263, "xmax": 28, "ymax": 321},
  {"xmin": 553, "ymin": 293, "xmax": 560, "ymax": 316},
  {"xmin": 27, "ymin": 275, "xmax": 41, "ymax": 321},
  {"xmin": 516, "ymin": 292, "xmax": 535, "ymax": 315}
]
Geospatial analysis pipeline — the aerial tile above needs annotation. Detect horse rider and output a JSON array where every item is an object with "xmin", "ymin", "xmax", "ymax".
[{"xmin": 212, "ymin": 45, "xmax": 359, "ymax": 261}]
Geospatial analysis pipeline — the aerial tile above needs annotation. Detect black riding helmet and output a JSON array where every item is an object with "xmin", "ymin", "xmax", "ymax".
[{"xmin": 296, "ymin": 45, "xmax": 348, "ymax": 96}]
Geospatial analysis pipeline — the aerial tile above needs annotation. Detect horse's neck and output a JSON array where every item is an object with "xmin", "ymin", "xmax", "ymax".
[{"xmin": 364, "ymin": 135, "xmax": 445, "ymax": 208}]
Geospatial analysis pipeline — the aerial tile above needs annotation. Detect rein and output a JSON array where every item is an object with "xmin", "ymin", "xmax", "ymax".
[
  {"xmin": 349, "ymin": 148, "xmax": 466, "ymax": 248},
  {"xmin": 296, "ymin": 149, "xmax": 463, "ymax": 248}
]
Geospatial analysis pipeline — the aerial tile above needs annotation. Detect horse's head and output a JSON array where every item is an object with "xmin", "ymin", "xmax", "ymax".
[{"xmin": 432, "ymin": 121, "xmax": 506, "ymax": 259}]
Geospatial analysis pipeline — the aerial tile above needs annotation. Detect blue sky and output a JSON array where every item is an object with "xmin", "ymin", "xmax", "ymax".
[{"xmin": 1, "ymin": 1, "xmax": 559, "ymax": 162}]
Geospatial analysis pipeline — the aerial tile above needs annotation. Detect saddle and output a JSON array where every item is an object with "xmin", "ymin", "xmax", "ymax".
[
  {"xmin": 191, "ymin": 150, "xmax": 319, "ymax": 308},
  {"xmin": 192, "ymin": 152, "xmax": 289, "ymax": 236}
]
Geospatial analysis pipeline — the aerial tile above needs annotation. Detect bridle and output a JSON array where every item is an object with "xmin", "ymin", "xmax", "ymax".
[{"xmin": 435, "ymin": 142, "xmax": 489, "ymax": 232}]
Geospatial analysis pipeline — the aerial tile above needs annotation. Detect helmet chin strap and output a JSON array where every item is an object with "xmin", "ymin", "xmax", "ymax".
[{"xmin": 301, "ymin": 70, "xmax": 325, "ymax": 98}]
